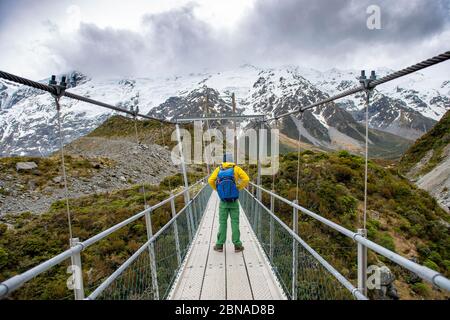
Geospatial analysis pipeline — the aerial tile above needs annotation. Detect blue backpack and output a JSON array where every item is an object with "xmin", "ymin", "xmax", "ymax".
[{"xmin": 216, "ymin": 166, "xmax": 239, "ymax": 202}]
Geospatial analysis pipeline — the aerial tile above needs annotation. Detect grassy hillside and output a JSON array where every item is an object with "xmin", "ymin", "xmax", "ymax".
[
  {"xmin": 248, "ymin": 150, "xmax": 449, "ymax": 299},
  {"xmin": 87, "ymin": 115, "xmax": 177, "ymax": 148},
  {"xmin": 399, "ymin": 110, "xmax": 450, "ymax": 176},
  {"xmin": 0, "ymin": 170, "xmax": 204, "ymax": 299}
]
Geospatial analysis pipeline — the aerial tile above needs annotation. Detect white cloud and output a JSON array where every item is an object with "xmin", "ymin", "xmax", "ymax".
[{"xmin": 0, "ymin": 0, "xmax": 449, "ymax": 80}]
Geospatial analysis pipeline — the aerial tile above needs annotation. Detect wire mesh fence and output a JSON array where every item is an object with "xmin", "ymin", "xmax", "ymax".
[
  {"xmin": 240, "ymin": 189, "xmax": 354, "ymax": 300},
  {"xmin": 95, "ymin": 183, "xmax": 211, "ymax": 300}
]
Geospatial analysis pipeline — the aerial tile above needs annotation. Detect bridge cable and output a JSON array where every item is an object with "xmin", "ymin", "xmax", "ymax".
[
  {"xmin": 263, "ymin": 50, "xmax": 450, "ymax": 123},
  {"xmin": 0, "ymin": 70, "xmax": 174, "ymax": 124},
  {"xmin": 133, "ymin": 112, "xmax": 148, "ymax": 209},
  {"xmin": 295, "ymin": 112, "xmax": 304, "ymax": 202},
  {"xmin": 362, "ymin": 89, "xmax": 371, "ymax": 230},
  {"xmin": 54, "ymin": 97, "xmax": 74, "ymax": 242},
  {"xmin": 271, "ymin": 119, "xmax": 278, "ymax": 194},
  {"xmin": 203, "ymin": 120, "xmax": 210, "ymax": 176},
  {"xmin": 159, "ymin": 122, "xmax": 173, "ymax": 192},
  {"xmin": 205, "ymin": 119, "xmax": 214, "ymax": 169}
]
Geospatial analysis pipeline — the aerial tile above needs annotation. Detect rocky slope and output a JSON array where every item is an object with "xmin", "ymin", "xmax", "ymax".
[
  {"xmin": 399, "ymin": 110, "xmax": 450, "ymax": 212},
  {"xmin": 0, "ymin": 116, "xmax": 178, "ymax": 216},
  {"xmin": 1, "ymin": 65, "xmax": 447, "ymax": 158}
]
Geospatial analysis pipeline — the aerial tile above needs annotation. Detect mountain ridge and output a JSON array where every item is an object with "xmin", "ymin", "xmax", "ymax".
[{"xmin": 0, "ymin": 65, "xmax": 447, "ymax": 157}]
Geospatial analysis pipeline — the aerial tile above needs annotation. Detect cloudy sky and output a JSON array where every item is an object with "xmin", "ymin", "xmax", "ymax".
[{"xmin": 0, "ymin": 0, "xmax": 449, "ymax": 80}]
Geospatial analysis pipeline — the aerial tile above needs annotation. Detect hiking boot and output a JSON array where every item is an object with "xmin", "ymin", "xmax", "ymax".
[
  {"xmin": 213, "ymin": 244, "xmax": 223, "ymax": 252},
  {"xmin": 234, "ymin": 245, "xmax": 244, "ymax": 253}
]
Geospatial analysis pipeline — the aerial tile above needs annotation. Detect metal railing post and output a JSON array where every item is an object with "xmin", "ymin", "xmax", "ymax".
[
  {"xmin": 269, "ymin": 191, "xmax": 275, "ymax": 261},
  {"xmin": 357, "ymin": 228, "xmax": 368, "ymax": 296},
  {"xmin": 144, "ymin": 207, "xmax": 160, "ymax": 300},
  {"xmin": 292, "ymin": 200, "xmax": 298, "ymax": 300},
  {"xmin": 170, "ymin": 194, "xmax": 182, "ymax": 266},
  {"xmin": 70, "ymin": 237, "xmax": 85, "ymax": 300}
]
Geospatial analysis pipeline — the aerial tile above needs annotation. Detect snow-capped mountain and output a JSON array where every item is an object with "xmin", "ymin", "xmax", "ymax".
[
  {"xmin": 306, "ymin": 67, "xmax": 449, "ymax": 139},
  {"xmin": 0, "ymin": 65, "xmax": 448, "ymax": 157}
]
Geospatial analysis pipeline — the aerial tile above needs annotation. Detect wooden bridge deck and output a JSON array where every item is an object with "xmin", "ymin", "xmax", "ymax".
[{"xmin": 168, "ymin": 192, "xmax": 286, "ymax": 300}]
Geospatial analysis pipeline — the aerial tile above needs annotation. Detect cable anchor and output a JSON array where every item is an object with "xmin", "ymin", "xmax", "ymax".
[
  {"xmin": 359, "ymin": 70, "xmax": 376, "ymax": 91},
  {"xmin": 49, "ymin": 75, "xmax": 67, "ymax": 109}
]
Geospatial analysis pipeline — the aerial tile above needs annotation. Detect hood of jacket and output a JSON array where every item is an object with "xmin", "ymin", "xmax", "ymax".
[{"xmin": 221, "ymin": 162, "xmax": 235, "ymax": 169}]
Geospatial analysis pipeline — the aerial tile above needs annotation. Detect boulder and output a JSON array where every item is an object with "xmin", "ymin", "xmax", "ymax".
[
  {"xmin": 372, "ymin": 266, "xmax": 399, "ymax": 300},
  {"xmin": 52, "ymin": 176, "xmax": 63, "ymax": 184},
  {"xmin": 16, "ymin": 162, "xmax": 38, "ymax": 172}
]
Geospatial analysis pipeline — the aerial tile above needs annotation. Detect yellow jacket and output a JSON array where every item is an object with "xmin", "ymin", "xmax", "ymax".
[{"xmin": 208, "ymin": 162, "xmax": 250, "ymax": 191}]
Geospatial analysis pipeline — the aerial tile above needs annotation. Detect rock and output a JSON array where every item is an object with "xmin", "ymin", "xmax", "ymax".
[
  {"xmin": 92, "ymin": 162, "xmax": 102, "ymax": 169},
  {"xmin": 52, "ymin": 176, "xmax": 63, "ymax": 184},
  {"xmin": 16, "ymin": 162, "xmax": 38, "ymax": 172},
  {"xmin": 27, "ymin": 180, "xmax": 36, "ymax": 191},
  {"xmin": 97, "ymin": 182, "xmax": 108, "ymax": 189},
  {"xmin": 379, "ymin": 266, "xmax": 395, "ymax": 286},
  {"xmin": 119, "ymin": 176, "xmax": 127, "ymax": 183},
  {"xmin": 372, "ymin": 266, "xmax": 399, "ymax": 300}
]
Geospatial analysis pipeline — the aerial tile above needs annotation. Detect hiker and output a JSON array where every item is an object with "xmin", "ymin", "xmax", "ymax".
[{"xmin": 208, "ymin": 153, "xmax": 250, "ymax": 253}]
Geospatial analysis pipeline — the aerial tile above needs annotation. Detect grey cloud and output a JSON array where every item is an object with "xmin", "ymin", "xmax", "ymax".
[
  {"xmin": 45, "ymin": 4, "xmax": 230, "ymax": 77},
  {"xmin": 41, "ymin": 0, "xmax": 450, "ymax": 77},
  {"xmin": 236, "ymin": 0, "xmax": 450, "ymax": 61}
]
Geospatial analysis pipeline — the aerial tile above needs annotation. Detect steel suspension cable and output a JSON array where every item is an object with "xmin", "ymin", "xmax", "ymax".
[
  {"xmin": 363, "ymin": 90, "xmax": 371, "ymax": 230},
  {"xmin": 264, "ymin": 50, "xmax": 450, "ymax": 122},
  {"xmin": 295, "ymin": 112, "xmax": 303, "ymax": 202},
  {"xmin": 0, "ymin": 70, "xmax": 174, "ymax": 124},
  {"xmin": 159, "ymin": 122, "xmax": 173, "ymax": 192},
  {"xmin": 133, "ymin": 115, "xmax": 148, "ymax": 208},
  {"xmin": 55, "ymin": 97, "xmax": 74, "ymax": 242},
  {"xmin": 271, "ymin": 119, "xmax": 278, "ymax": 193},
  {"xmin": 202, "ymin": 120, "xmax": 210, "ymax": 176},
  {"xmin": 205, "ymin": 118, "xmax": 215, "ymax": 168}
]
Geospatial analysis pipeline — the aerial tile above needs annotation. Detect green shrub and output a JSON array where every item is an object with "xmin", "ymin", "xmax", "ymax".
[
  {"xmin": 0, "ymin": 247, "xmax": 8, "ymax": 268},
  {"xmin": 428, "ymin": 251, "xmax": 443, "ymax": 265},
  {"xmin": 377, "ymin": 233, "xmax": 396, "ymax": 252},
  {"xmin": 0, "ymin": 223, "xmax": 7, "ymax": 235},
  {"xmin": 337, "ymin": 150, "xmax": 351, "ymax": 158},
  {"xmin": 332, "ymin": 165, "xmax": 354, "ymax": 183},
  {"xmin": 411, "ymin": 282, "xmax": 430, "ymax": 297},
  {"xmin": 423, "ymin": 259, "xmax": 440, "ymax": 272}
]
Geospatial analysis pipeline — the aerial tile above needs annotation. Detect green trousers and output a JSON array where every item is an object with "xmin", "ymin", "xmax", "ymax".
[{"xmin": 216, "ymin": 200, "xmax": 242, "ymax": 246}]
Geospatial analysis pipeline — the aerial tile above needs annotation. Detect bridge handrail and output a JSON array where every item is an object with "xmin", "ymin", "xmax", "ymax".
[
  {"xmin": 87, "ymin": 183, "xmax": 209, "ymax": 299},
  {"xmin": 249, "ymin": 182, "xmax": 450, "ymax": 292},
  {"xmin": 0, "ymin": 177, "xmax": 207, "ymax": 298},
  {"xmin": 243, "ymin": 189, "xmax": 367, "ymax": 300}
]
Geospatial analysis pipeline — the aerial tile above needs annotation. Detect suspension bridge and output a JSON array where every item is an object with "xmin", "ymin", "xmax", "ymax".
[{"xmin": 0, "ymin": 51, "xmax": 449, "ymax": 300}]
